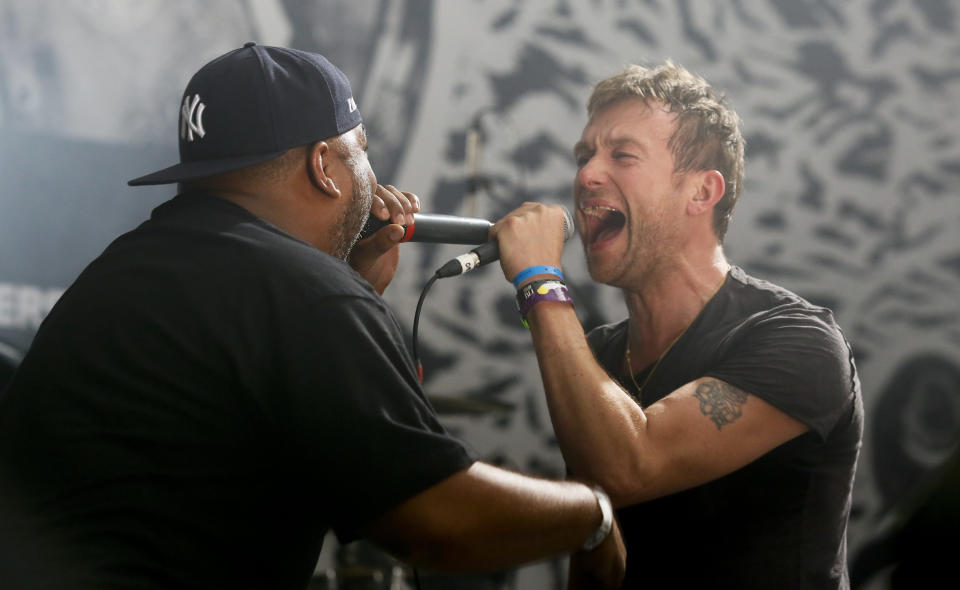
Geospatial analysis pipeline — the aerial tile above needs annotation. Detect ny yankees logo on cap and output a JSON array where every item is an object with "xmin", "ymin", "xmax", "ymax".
[{"xmin": 180, "ymin": 94, "xmax": 206, "ymax": 142}]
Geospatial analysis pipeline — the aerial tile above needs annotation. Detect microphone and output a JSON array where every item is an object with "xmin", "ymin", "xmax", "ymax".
[
  {"xmin": 359, "ymin": 212, "xmax": 493, "ymax": 244},
  {"xmin": 435, "ymin": 206, "xmax": 576, "ymax": 279}
]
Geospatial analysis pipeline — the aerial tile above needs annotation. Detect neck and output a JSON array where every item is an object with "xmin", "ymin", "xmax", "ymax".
[
  {"xmin": 197, "ymin": 183, "xmax": 336, "ymax": 255},
  {"xmin": 623, "ymin": 245, "xmax": 729, "ymax": 371}
]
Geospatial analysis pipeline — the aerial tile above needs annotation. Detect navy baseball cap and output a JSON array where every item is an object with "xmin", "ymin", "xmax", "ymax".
[{"xmin": 128, "ymin": 42, "xmax": 363, "ymax": 186}]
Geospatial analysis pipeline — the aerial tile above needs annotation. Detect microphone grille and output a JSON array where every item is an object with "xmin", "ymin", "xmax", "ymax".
[{"xmin": 560, "ymin": 206, "xmax": 576, "ymax": 241}]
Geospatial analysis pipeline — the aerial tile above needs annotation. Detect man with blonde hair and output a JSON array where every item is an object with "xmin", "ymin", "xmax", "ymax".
[{"xmin": 492, "ymin": 61, "xmax": 862, "ymax": 588}]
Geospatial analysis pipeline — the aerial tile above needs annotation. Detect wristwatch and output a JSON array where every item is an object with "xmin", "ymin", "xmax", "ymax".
[{"xmin": 582, "ymin": 485, "xmax": 613, "ymax": 551}]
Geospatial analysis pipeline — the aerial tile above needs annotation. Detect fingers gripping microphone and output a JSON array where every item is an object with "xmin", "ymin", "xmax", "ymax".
[
  {"xmin": 435, "ymin": 207, "xmax": 576, "ymax": 279},
  {"xmin": 408, "ymin": 206, "xmax": 573, "ymax": 383},
  {"xmin": 359, "ymin": 213, "xmax": 493, "ymax": 244}
]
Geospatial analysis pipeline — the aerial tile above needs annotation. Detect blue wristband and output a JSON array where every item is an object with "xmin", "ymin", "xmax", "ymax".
[{"xmin": 511, "ymin": 265, "xmax": 564, "ymax": 288}]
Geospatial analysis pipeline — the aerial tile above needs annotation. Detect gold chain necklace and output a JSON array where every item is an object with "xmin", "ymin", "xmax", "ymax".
[
  {"xmin": 623, "ymin": 326, "xmax": 684, "ymax": 396},
  {"xmin": 624, "ymin": 331, "xmax": 659, "ymax": 395},
  {"xmin": 622, "ymin": 271, "xmax": 729, "ymax": 396}
]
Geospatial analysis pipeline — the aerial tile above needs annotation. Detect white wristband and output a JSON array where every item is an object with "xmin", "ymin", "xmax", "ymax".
[{"xmin": 582, "ymin": 485, "xmax": 613, "ymax": 551}]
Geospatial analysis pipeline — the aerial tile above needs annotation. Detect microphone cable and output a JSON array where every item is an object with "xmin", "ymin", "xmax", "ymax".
[
  {"xmin": 410, "ymin": 204, "xmax": 573, "ymax": 381},
  {"xmin": 409, "ymin": 270, "xmax": 445, "ymax": 589},
  {"xmin": 411, "ymin": 271, "xmax": 440, "ymax": 382}
]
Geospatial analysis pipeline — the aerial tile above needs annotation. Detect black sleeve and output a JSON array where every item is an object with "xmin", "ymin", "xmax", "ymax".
[
  {"xmin": 269, "ymin": 287, "xmax": 475, "ymax": 540},
  {"xmin": 705, "ymin": 307, "xmax": 857, "ymax": 440},
  {"xmin": 585, "ymin": 320, "xmax": 628, "ymax": 372}
]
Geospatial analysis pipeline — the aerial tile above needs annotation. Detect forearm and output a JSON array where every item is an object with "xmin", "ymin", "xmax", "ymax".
[
  {"xmin": 365, "ymin": 463, "xmax": 605, "ymax": 572},
  {"xmin": 525, "ymin": 301, "xmax": 651, "ymax": 503}
]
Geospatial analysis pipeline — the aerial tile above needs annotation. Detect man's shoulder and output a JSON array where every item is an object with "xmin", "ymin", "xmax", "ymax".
[
  {"xmin": 722, "ymin": 266, "xmax": 839, "ymax": 325},
  {"xmin": 726, "ymin": 266, "xmax": 808, "ymax": 305},
  {"xmin": 87, "ymin": 194, "xmax": 379, "ymax": 310},
  {"xmin": 716, "ymin": 267, "xmax": 853, "ymax": 360}
]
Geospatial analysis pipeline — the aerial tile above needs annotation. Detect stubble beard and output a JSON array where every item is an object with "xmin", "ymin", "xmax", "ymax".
[
  {"xmin": 586, "ymin": 217, "xmax": 668, "ymax": 290},
  {"xmin": 332, "ymin": 162, "xmax": 374, "ymax": 260}
]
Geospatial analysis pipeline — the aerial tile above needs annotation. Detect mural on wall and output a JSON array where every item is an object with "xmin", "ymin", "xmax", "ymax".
[
  {"xmin": 384, "ymin": 1, "xmax": 960, "ymax": 587},
  {"xmin": 1, "ymin": 0, "xmax": 958, "ymax": 588}
]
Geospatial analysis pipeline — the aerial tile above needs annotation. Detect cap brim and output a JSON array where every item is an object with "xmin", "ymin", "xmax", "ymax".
[{"xmin": 127, "ymin": 149, "xmax": 289, "ymax": 186}]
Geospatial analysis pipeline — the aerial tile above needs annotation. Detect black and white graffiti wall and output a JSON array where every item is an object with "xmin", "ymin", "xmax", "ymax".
[{"xmin": 1, "ymin": 1, "xmax": 957, "ymax": 588}]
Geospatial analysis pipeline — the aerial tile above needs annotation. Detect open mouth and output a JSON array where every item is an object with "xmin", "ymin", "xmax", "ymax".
[{"xmin": 580, "ymin": 204, "xmax": 626, "ymax": 248}]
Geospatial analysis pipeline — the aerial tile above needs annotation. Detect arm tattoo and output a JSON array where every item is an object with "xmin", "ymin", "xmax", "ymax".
[{"xmin": 693, "ymin": 380, "xmax": 749, "ymax": 430}]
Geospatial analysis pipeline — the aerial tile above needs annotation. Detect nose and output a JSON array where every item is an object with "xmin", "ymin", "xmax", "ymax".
[{"xmin": 576, "ymin": 155, "xmax": 605, "ymax": 190}]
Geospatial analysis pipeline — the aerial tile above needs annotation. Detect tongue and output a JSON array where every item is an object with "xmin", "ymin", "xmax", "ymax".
[
  {"xmin": 582, "ymin": 215, "xmax": 606, "ymax": 240},
  {"xmin": 596, "ymin": 220, "xmax": 623, "ymax": 243},
  {"xmin": 588, "ymin": 212, "xmax": 624, "ymax": 246}
]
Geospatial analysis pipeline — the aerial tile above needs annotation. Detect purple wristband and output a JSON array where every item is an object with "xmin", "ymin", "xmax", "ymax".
[{"xmin": 516, "ymin": 279, "xmax": 574, "ymax": 324}]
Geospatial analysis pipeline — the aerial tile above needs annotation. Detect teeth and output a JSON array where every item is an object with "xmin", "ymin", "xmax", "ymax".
[{"xmin": 580, "ymin": 205, "xmax": 618, "ymax": 218}]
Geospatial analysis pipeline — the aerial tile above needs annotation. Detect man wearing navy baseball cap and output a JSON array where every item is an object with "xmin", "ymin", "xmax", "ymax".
[{"xmin": 0, "ymin": 43, "xmax": 624, "ymax": 589}]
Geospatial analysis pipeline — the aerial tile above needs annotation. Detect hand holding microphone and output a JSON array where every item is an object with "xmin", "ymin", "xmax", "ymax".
[
  {"xmin": 486, "ymin": 203, "xmax": 575, "ymax": 282},
  {"xmin": 349, "ymin": 184, "xmax": 419, "ymax": 294},
  {"xmin": 360, "ymin": 202, "xmax": 575, "ymax": 280},
  {"xmin": 404, "ymin": 202, "xmax": 576, "ymax": 380},
  {"xmin": 434, "ymin": 204, "xmax": 575, "ymax": 279}
]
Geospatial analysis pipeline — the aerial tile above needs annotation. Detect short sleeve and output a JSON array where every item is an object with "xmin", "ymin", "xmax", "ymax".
[
  {"xmin": 267, "ymin": 284, "xmax": 474, "ymax": 540},
  {"xmin": 705, "ymin": 306, "xmax": 857, "ymax": 440}
]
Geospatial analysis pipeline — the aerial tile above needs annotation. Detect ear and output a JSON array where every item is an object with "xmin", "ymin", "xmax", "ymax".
[
  {"xmin": 307, "ymin": 141, "xmax": 341, "ymax": 199},
  {"xmin": 686, "ymin": 170, "xmax": 725, "ymax": 217}
]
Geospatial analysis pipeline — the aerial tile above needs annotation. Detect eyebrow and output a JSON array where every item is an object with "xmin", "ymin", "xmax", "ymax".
[
  {"xmin": 608, "ymin": 137, "xmax": 648, "ymax": 153},
  {"xmin": 573, "ymin": 136, "xmax": 647, "ymax": 158}
]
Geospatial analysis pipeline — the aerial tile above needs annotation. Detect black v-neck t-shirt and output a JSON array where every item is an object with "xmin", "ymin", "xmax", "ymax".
[{"xmin": 587, "ymin": 266, "xmax": 863, "ymax": 589}]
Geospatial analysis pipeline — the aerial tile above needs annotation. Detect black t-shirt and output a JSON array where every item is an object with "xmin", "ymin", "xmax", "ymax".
[
  {"xmin": 587, "ymin": 266, "xmax": 863, "ymax": 589},
  {"xmin": 0, "ymin": 194, "xmax": 474, "ymax": 590}
]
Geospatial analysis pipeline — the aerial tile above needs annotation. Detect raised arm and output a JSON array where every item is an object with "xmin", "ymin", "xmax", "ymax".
[
  {"xmin": 491, "ymin": 203, "xmax": 808, "ymax": 506},
  {"xmin": 526, "ymin": 299, "xmax": 808, "ymax": 505}
]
